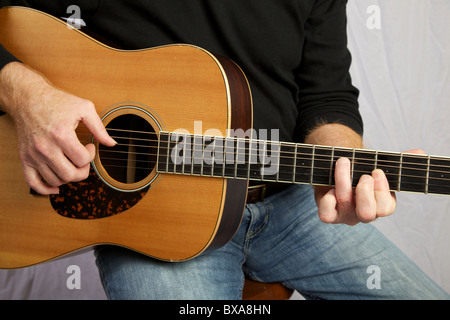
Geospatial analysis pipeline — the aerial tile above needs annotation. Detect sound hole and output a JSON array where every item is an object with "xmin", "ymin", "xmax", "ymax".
[{"xmin": 99, "ymin": 114, "xmax": 157, "ymax": 185}]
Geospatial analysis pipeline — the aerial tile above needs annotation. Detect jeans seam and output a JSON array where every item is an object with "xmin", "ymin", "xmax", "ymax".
[{"xmin": 245, "ymin": 201, "xmax": 272, "ymax": 239}]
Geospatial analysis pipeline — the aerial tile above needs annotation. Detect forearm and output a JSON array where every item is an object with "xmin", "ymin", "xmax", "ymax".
[
  {"xmin": 0, "ymin": 43, "xmax": 23, "ymax": 115},
  {"xmin": 303, "ymin": 123, "xmax": 364, "ymax": 149},
  {"xmin": 0, "ymin": 61, "xmax": 51, "ymax": 116}
]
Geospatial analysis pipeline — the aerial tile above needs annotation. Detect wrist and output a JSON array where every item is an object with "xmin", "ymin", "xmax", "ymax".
[{"xmin": 304, "ymin": 123, "xmax": 364, "ymax": 149}]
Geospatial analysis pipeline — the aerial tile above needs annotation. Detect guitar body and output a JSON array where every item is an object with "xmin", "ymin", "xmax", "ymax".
[{"xmin": 0, "ymin": 7, "xmax": 252, "ymax": 268}]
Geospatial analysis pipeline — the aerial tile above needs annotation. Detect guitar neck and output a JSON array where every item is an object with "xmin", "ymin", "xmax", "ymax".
[{"xmin": 156, "ymin": 132, "xmax": 450, "ymax": 196}]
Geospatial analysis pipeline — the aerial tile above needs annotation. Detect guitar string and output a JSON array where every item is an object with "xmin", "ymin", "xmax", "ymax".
[
  {"xmin": 94, "ymin": 147, "xmax": 450, "ymax": 187},
  {"xmin": 79, "ymin": 141, "xmax": 450, "ymax": 177},
  {"xmin": 77, "ymin": 130, "xmax": 447, "ymax": 167},
  {"xmin": 74, "ymin": 131, "xmax": 450, "ymax": 181},
  {"xmin": 76, "ymin": 144, "xmax": 450, "ymax": 184},
  {"xmin": 90, "ymin": 141, "xmax": 450, "ymax": 176},
  {"xmin": 97, "ymin": 145, "xmax": 441, "ymax": 174},
  {"xmin": 94, "ymin": 162, "xmax": 448, "ymax": 192},
  {"xmin": 81, "ymin": 129, "xmax": 450, "ymax": 189},
  {"xmin": 101, "ymin": 127, "xmax": 450, "ymax": 164},
  {"xmin": 98, "ymin": 161, "xmax": 450, "ymax": 188},
  {"xmin": 77, "ymin": 125, "xmax": 450, "ymax": 167},
  {"xmin": 78, "ymin": 127, "xmax": 450, "ymax": 164}
]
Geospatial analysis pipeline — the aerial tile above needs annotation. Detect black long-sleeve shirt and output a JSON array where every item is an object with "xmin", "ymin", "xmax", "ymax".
[{"xmin": 0, "ymin": 0, "xmax": 362, "ymax": 142}]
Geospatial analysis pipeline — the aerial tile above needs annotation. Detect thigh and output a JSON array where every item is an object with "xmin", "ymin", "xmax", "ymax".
[
  {"xmin": 244, "ymin": 185, "xmax": 449, "ymax": 300},
  {"xmin": 95, "ymin": 241, "xmax": 246, "ymax": 300}
]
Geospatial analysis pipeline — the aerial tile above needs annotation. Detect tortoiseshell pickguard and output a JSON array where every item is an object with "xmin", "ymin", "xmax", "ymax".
[{"xmin": 50, "ymin": 168, "xmax": 149, "ymax": 219}]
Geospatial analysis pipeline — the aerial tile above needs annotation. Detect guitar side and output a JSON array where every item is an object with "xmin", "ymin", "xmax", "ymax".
[{"xmin": 0, "ymin": 7, "xmax": 252, "ymax": 268}]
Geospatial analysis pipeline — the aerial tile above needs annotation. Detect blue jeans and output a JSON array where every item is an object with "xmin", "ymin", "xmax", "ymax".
[{"xmin": 95, "ymin": 184, "xmax": 449, "ymax": 299}]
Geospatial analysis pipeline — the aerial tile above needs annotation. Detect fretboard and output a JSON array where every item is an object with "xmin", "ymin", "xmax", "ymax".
[{"xmin": 156, "ymin": 132, "xmax": 450, "ymax": 196}]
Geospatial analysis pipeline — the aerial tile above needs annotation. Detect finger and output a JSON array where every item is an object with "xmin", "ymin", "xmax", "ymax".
[
  {"xmin": 404, "ymin": 149, "xmax": 426, "ymax": 155},
  {"xmin": 355, "ymin": 175, "xmax": 377, "ymax": 223},
  {"xmin": 36, "ymin": 163, "xmax": 65, "ymax": 187},
  {"xmin": 31, "ymin": 141, "xmax": 92, "ymax": 185},
  {"xmin": 31, "ymin": 135, "xmax": 91, "ymax": 183},
  {"xmin": 47, "ymin": 159, "xmax": 91, "ymax": 184},
  {"xmin": 21, "ymin": 140, "xmax": 67, "ymax": 187},
  {"xmin": 60, "ymin": 130, "xmax": 96, "ymax": 168},
  {"xmin": 23, "ymin": 165, "xmax": 59, "ymax": 195},
  {"xmin": 334, "ymin": 157, "xmax": 355, "ymax": 214},
  {"xmin": 372, "ymin": 169, "xmax": 396, "ymax": 217},
  {"xmin": 79, "ymin": 101, "xmax": 116, "ymax": 147}
]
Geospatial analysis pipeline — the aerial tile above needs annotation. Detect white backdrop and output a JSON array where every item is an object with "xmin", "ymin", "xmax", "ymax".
[
  {"xmin": 1, "ymin": 0, "xmax": 449, "ymax": 299},
  {"xmin": 347, "ymin": 0, "xmax": 450, "ymax": 294}
]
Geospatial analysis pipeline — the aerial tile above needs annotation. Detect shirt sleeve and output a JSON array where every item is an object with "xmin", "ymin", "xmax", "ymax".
[
  {"xmin": 0, "ymin": 43, "xmax": 21, "ymax": 70},
  {"xmin": 294, "ymin": 0, "xmax": 363, "ymax": 142},
  {"xmin": 1, "ymin": 0, "xmax": 26, "ymax": 115}
]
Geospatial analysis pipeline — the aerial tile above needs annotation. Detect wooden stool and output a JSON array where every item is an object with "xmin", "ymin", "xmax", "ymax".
[{"xmin": 242, "ymin": 278, "xmax": 294, "ymax": 300}]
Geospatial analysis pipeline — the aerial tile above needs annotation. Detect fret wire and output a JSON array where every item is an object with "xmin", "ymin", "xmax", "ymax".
[
  {"xmin": 292, "ymin": 144, "xmax": 298, "ymax": 183},
  {"xmin": 188, "ymin": 135, "xmax": 192, "ymax": 175},
  {"xmin": 200, "ymin": 135, "xmax": 205, "ymax": 176},
  {"xmin": 190, "ymin": 134, "xmax": 195, "ymax": 175},
  {"xmin": 156, "ymin": 131, "xmax": 163, "ymax": 173},
  {"xmin": 310, "ymin": 145, "xmax": 316, "ymax": 185},
  {"xmin": 375, "ymin": 150, "xmax": 378, "ymax": 169},
  {"xmin": 425, "ymin": 155, "xmax": 431, "ymax": 194},
  {"xmin": 247, "ymin": 139, "xmax": 252, "ymax": 179},
  {"xmin": 172, "ymin": 133, "xmax": 178, "ymax": 174},
  {"xmin": 261, "ymin": 141, "xmax": 267, "ymax": 180},
  {"xmin": 182, "ymin": 133, "xmax": 187, "ymax": 175},
  {"xmin": 165, "ymin": 133, "xmax": 170, "ymax": 173},
  {"xmin": 398, "ymin": 153, "xmax": 403, "ymax": 192},
  {"xmin": 329, "ymin": 146, "xmax": 335, "ymax": 186},
  {"xmin": 275, "ymin": 142, "xmax": 280, "ymax": 182},
  {"xmin": 191, "ymin": 135, "xmax": 196, "ymax": 175},
  {"xmin": 234, "ymin": 138, "xmax": 238, "ymax": 178},
  {"xmin": 211, "ymin": 138, "xmax": 216, "ymax": 177},
  {"xmin": 221, "ymin": 137, "xmax": 226, "ymax": 178},
  {"xmin": 351, "ymin": 149, "xmax": 355, "ymax": 184},
  {"xmin": 191, "ymin": 135, "xmax": 197, "ymax": 175}
]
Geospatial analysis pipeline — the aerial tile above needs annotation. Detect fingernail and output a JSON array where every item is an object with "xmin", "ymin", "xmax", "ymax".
[
  {"xmin": 360, "ymin": 174, "xmax": 374, "ymax": 183},
  {"xmin": 372, "ymin": 169, "xmax": 383, "ymax": 181},
  {"xmin": 337, "ymin": 157, "xmax": 350, "ymax": 166}
]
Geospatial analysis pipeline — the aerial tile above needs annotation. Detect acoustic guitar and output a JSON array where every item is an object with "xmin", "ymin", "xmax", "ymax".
[{"xmin": 0, "ymin": 7, "xmax": 449, "ymax": 269}]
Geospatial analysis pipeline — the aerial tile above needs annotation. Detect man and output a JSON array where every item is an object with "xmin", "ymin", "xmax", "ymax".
[{"xmin": 0, "ymin": 0, "xmax": 448, "ymax": 299}]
